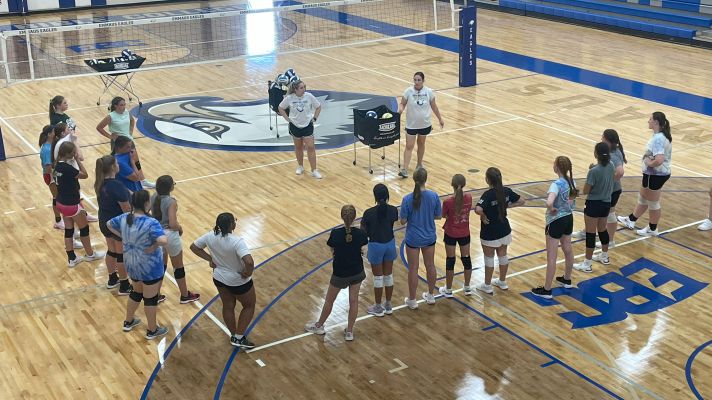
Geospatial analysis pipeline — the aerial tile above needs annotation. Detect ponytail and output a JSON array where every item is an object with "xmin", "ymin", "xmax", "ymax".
[
  {"xmin": 214, "ymin": 212, "xmax": 235, "ymax": 237},
  {"xmin": 373, "ymin": 183, "xmax": 389, "ymax": 220},
  {"xmin": 341, "ymin": 204, "xmax": 356, "ymax": 243},
  {"xmin": 412, "ymin": 167, "xmax": 428, "ymax": 210},
  {"xmin": 152, "ymin": 175, "xmax": 174, "ymax": 222},
  {"xmin": 109, "ymin": 96, "xmax": 125, "ymax": 112},
  {"xmin": 50, "ymin": 123, "xmax": 67, "ymax": 165},
  {"xmin": 49, "ymin": 95, "xmax": 64, "ymax": 120},
  {"xmin": 451, "ymin": 174, "xmax": 466, "ymax": 218},
  {"xmin": 652, "ymin": 111, "xmax": 672, "ymax": 142},
  {"xmin": 602, "ymin": 129, "xmax": 627, "ymax": 163},
  {"xmin": 486, "ymin": 167, "xmax": 507, "ymax": 222},
  {"xmin": 595, "ymin": 142, "xmax": 610, "ymax": 166},
  {"xmin": 94, "ymin": 155, "xmax": 116, "ymax": 194},
  {"xmin": 38, "ymin": 125, "xmax": 53, "ymax": 147},
  {"xmin": 554, "ymin": 156, "xmax": 578, "ymax": 199},
  {"xmin": 128, "ymin": 190, "xmax": 150, "ymax": 227}
]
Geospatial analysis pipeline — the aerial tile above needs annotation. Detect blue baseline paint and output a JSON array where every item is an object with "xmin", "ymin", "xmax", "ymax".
[
  {"xmin": 540, "ymin": 360, "xmax": 558, "ymax": 368},
  {"xmin": 685, "ymin": 339, "xmax": 712, "ymax": 400}
]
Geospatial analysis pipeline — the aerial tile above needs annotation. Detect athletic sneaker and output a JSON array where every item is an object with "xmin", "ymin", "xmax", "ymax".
[
  {"xmin": 73, "ymin": 239, "xmax": 83, "ymax": 249},
  {"xmin": 438, "ymin": 286, "xmax": 454, "ymax": 298},
  {"xmin": 141, "ymin": 179, "xmax": 156, "ymax": 189},
  {"xmin": 422, "ymin": 292, "xmax": 436, "ymax": 304},
  {"xmin": 617, "ymin": 215, "xmax": 636, "ymax": 229},
  {"xmin": 85, "ymin": 250, "xmax": 106, "ymax": 262},
  {"xmin": 596, "ymin": 240, "xmax": 616, "ymax": 248},
  {"xmin": 107, "ymin": 272, "xmax": 119, "ymax": 289},
  {"xmin": 476, "ymin": 283, "xmax": 493, "ymax": 294},
  {"xmin": 86, "ymin": 214, "xmax": 99, "ymax": 222},
  {"xmin": 122, "ymin": 318, "xmax": 141, "ymax": 332},
  {"xmin": 556, "ymin": 276, "xmax": 573, "ymax": 288},
  {"xmin": 145, "ymin": 326, "xmax": 168, "ymax": 340},
  {"xmin": 157, "ymin": 294, "xmax": 166, "ymax": 304},
  {"xmin": 383, "ymin": 301, "xmax": 393, "ymax": 315},
  {"xmin": 463, "ymin": 285, "xmax": 473, "ymax": 296},
  {"xmin": 304, "ymin": 322, "xmax": 326, "ymax": 335},
  {"xmin": 573, "ymin": 259, "xmax": 593, "ymax": 273},
  {"xmin": 531, "ymin": 287, "xmax": 552, "ymax": 299},
  {"xmin": 572, "ymin": 230, "xmax": 585, "ymax": 239},
  {"xmin": 492, "ymin": 279, "xmax": 509, "ymax": 290},
  {"xmin": 344, "ymin": 330, "xmax": 354, "ymax": 342},
  {"xmin": 698, "ymin": 219, "xmax": 712, "ymax": 231},
  {"xmin": 367, "ymin": 304, "xmax": 385, "ymax": 317},
  {"xmin": 118, "ymin": 281, "xmax": 132, "ymax": 296},
  {"xmin": 53, "ymin": 220, "xmax": 65, "ymax": 230},
  {"xmin": 311, "ymin": 169, "xmax": 323, "ymax": 179},
  {"xmin": 295, "ymin": 165, "xmax": 304, "ymax": 175},
  {"xmin": 592, "ymin": 253, "xmax": 610, "ymax": 265},
  {"xmin": 398, "ymin": 169, "xmax": 408, "ymax": 178},
  {"xmin": 68, "ymin": 256, "xmax": 84, "ymax": 268},
  {"xmin": 636, "ymin": 226, "xmax": 659, "ymax": 237},
  {"xmin": 231, "ymin": 335, "xmax": 255, "ymax": 349},
  {"xmin": 180, "ymin": 291, "xmax": 200, "ymax": 304},
  {"xmin": 404, "ymin": 297, "xmax": 418, "ymax": 310}
]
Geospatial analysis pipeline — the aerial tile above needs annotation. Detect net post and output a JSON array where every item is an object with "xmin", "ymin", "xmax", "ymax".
[
  {"xmin": 433, "ymin": 0, "xmax": 438, "ymax": 31},
  {"xmin": 0, "ymin": 34, "xmax": 10, "ymax": 85},
  {"xmin": 0, "ymin": 126, "xmax": 6, "ymax": 161},
  {"xmin": 458, "ymin": 3, "xmax": 476, "ymax": 87},
  {"xmin": 24, "ymin": 30, "xmax": 35, "ymax": 81}
]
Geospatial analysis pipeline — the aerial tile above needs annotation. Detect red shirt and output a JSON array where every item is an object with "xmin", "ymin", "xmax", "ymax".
[{"xmin": 442, "ymin": 193, "xmax": 472, "ymax": 238}]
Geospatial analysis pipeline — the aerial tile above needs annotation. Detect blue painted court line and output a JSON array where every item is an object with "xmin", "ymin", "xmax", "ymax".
[
  {"xmin": 685, "ymin": 339, "xmax": 712, "ymax": 400},
  {"xmin": 659, "ymin": 235, "xmax": 712, "ymax": 260},
  {"xmin": 540, "ymin": 360, "xmax": 558, "ymax": 368},
  {"xmin": 482, "ymin": 324, "xmax": 499, "ymax": 331}
]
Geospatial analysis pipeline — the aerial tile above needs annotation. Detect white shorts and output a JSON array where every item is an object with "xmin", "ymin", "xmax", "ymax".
[
  {"xmin": 165, "ymin": 230, "xmax": 183, "ymax": 257},
  {"xmin": 480, "ymin": 233, "xmax": 512, "ymax": 248}
]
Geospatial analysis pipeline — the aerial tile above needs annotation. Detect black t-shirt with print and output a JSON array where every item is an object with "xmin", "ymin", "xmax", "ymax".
[
  {"xmin": 477, "ymin": 187, "xmax": 521, "ymax": 240},
  {"xmin": 327, "ymin": 227, "xmax": 368, "ymax": 277}
]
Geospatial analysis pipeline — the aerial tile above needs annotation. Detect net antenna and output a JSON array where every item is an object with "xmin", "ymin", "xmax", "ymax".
[{"xmin": 0, "ymin": 0, "xmax": 457, "ymax": 86}]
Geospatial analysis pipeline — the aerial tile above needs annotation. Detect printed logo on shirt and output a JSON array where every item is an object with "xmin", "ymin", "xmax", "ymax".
[{"xmin": 134, "ymin": 92, "xmax": 399, "ymax": 152}]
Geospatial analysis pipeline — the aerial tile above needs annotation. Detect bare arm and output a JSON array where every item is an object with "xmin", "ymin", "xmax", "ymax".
[
  {"xmin": 398, "ymin": 96, "xmax": 407, "ymax": 114},
  {"xmin": 645, "ymin": 154, "xmax": 665, "ymax": 168},
  {"xmin": 510, "ymin": 197, "xmax": 526, "ymax": 208},
  {"xmin": 582, "ymin": 183, "xmax": 592, "ymax": 195},
  {"xmin": 190, "ymin": 243, "xmax": 216, "ymax": 268},
  {"xmin": 144, "ymin": 235, "xmax": 168, "ymax": 254},
  {"xmin": 546, "ymin": 192, "xmax": 557, "ymax": 214},
  {"xmin": 278, "ymin": 106, "xmax": 290, "ymax": 123},
  {"xmin": 118, "ymin": 201, "xmax": 131, "ymax": 213},
  {"xmin": 96, "ymin": 116, "xmax": 114, "ymax": 140},
  {"xmin": 241, "ymin": 255, "xmax": 255, "ymax": 279},
  {"xmin": 129, "ymin": 115, "xmax": 135, "ymax": 136},
  {"xmin": 614, "ymin": 165, "xmax": 625, "ymax": 181},
  {"xmin": 313, "ymin": 105, "xmax": 321, "ymax": 122},
  {"xmin": 75, "ymin": 159, "xmax": 89, "ymax": 179},
  {"xmin": 430, "ymin": 98, "xmax": 444, "ymax": 129},
  {"xmin": 475, "ymin": 205, "xmax": 489, "ymax": 225},
  {"xmin": 167, "ymin": 201, "xmax": 181, "ymax": 232}
]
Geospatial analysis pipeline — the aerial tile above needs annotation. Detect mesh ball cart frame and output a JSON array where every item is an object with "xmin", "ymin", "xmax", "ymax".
[
  {"xmin": 267, "ymin": 81, "xmax": 287, "ymax": 138},
  {"xmin": 352, "ymin": 105, "xmax": 401, "ymax": 174},
  {"xmin": 84, "ymin": 55, "xmax": 146, "ymax": 107}
]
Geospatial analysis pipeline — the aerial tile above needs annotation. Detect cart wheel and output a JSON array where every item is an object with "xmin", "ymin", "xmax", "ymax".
[
  {"xmin": 270, "ymin": 127, "xmax": 273, "ymax": 130},
  {"xmin": 352, "ymin": 161, "xmax": 356, "ymax": 166},
  {"xmin": 129, "ymin": 97, "xmax": 133, "ymax": 102},
  {"xmin": 139, "ymin": 102, "xmax": 143, "ymax": 107},
  {"xmin": 96, "ymin": 101, "xmax": 100, "ymax": 106},
  {"xmin": 369, "ymin": 169, "xmax": 373, "ymax": 174},
  {"xmin": 381, "ymin": 155, "xmax": 385, "ymax": 160}
]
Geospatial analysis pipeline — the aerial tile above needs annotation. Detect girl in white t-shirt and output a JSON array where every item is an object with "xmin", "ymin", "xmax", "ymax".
[
  {"xmin": 190, "ymin": 212, "xmax": 256, "ymax": 349},
  {"xmin": 278, "ymin": 80, "xmax": 323, "ymax": 179},
  {"xmin": 397, "ymin": 72, "xmax": 444, "ymax": 178}
]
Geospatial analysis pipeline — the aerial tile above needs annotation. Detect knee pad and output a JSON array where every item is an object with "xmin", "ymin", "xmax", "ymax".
[
  {"xmin": 373, "ymin": 275, "xmax": 384, "ymax": 288},
  {"xmin": 497, "ymin": 255, "xmax": 509, "ymax": 265},
  {"xmin": 129, "ymin": 291, "xmax": 143, "ymax": 303},
  {"xmin": 174, "ymin": 267, "xmax": 185, "ymax": 279},
  {"xmin": 64, "ymin": 228, "xmax": 74, "ymax": 238},
  {"xmin": 106, "ymin": 251, "xmax": 117, "ymax": 259},
  {"xmin": 383, "ymin": 274, "xmax": 394, "ymax": 287},
  {"xmin": 638, "ymin": 194, "xmax": 648, "ymax": 206},
  {"xmin": 484, "ymin": 256, "xmax": 495, "ymax": 268},
  {"xmin": 445, "ymin": 257, "xmax": 456, "ymax": 271},
  {"xmin": 607, "ymin": 211, "xmax": 617, "ymax": 224},
  {"xmin": 79, "ymin": 226, "xmax": 89, "ymax": 237},
  {"xmin": 598, "ymin": 230, "xmax": 610, "ymax": 245},
  {"xmin": 143, "ymin": 294, "xmax": 160, "ymax": 306},
  {"xmin": 116, "ymin": 253, "xmax": 124, "ymax": 263},
  {"xmin": 586, "ymin": 232, "xmax": 597, "ymax": 249},
  {"xmin": 52, "ymin": 199, "xmax": 57, "ymax": 206},
  {"xmin": 461, "ymin": 256, "xmax": 472, "ymax": 270},
  {"xmin": 648, "ymin": 200, "xmax": 661, "ymax": 210}
]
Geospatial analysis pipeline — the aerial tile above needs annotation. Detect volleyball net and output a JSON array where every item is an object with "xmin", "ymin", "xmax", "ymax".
[{"xmin": 0, "ymin": 0, "xmax": 458, "ymax": 84}]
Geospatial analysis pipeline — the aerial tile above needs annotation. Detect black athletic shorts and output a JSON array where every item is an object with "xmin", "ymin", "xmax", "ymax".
[
  {"xmin": 546, "ymin": 214, "xmax": 574, "ymax": 239},
  {"xmin": 610, "ymin": 189, "xmax": 622, "ymax": 208},
  {"xmin": 584, "ymin": 200, "xmax": 612, "ymax": 218},
  {"xmin": 289, "ymin": 122, "xmax": 314, "ymax": 138},
  {"xmin": 406, "ymin": 241, "xmax": 436, "ymax": 249},
  {"xmin": 99, "ymin": 220, "xmax": 121, "ymax": 241},
  {"xmin": 214, "ymin": 278, "xmax": 254, "ymax": 296},
  {"xmin": 405, "ymin": 126, "xmax": 432, "ymax": 136},
  {"xmin": 329, "ymin": 270, "xmax": 366, "ymax": 289},
  {"xmin": 443, "ymin": 233, "xmax": 471, "ymax": 246},
  {"xmin": 642, "ymin": 174, "xmax": 670, "ymax": 191}
]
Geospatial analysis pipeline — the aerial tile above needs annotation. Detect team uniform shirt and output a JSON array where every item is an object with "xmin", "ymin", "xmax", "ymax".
[
  {"xmin": 98, "ymin": 178, "xmax": 130, "ymax": 223},
  {"xmin": 400, "ymin": 190, "xmax": 442, "ymax": 247},
  {"xmin": 546, "ymin": 178, "xmax": 575, "ymax": 225},
  {"xmin": 361, "ymin": 205, "xmax": 399, "ymax": 243},
  {"xmin": 477, "ymin": 188, "xmax": 521, "ymax": 240},
  {"xmin": 54, "ymin": 161, "xmax": 81, "ymax": 205},
  {"xmin": 150, "ymin": 194, "xmax": 177, "ymax": 230},
  {"xmin": 109, "ymin": 213, "xmax": 165, "ymax": 281},
  {"xmin": 327, "ymin": 227, "xmax": 368, "ymax": 277},
  {"xmin": 53, "ymin": 135, "xmax": 79, "ymax": 169},
  {"xmin": 115, "ymin": 152, "xmax": 143, "ymax": 192},
  {"xmin": 50, "ymin": 112, "xmax": 77, "ymax": 130},
  {"xmin": 278, "ymin": 92, "xmax": 321, "ymax": 128},
  {"xmin": 642, "ymin": 132, "xmax": 672, "ymax": 176},
  {"xmin": 610, "ymin": 148, "xmax": 624, "ymax": 192},
  {"xmin": 40, "ymin": 143, "xmax": 52, "ymax": 170},
  {"xmin": 403, "ymin": 86, "xmax": 435, "ymax": 130},
  {"xmin": 193, "ymin": 231, "xmax": 252, "ymax": 287},
  {"xmin": 586, "ymin": 163, "xmax": 615, "ymax": 202},
  {"xmin": 109, "ymin": 110, "xmax": 132, "ymax": 139},
  {"xmin": 442, "ymin": 193, "xmax": 473, "ymax": 238}
]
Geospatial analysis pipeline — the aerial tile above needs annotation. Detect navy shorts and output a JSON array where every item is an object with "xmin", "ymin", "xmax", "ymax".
[
  {"xmin": 405, "ymin": 126, "xmax": 432, "ymax": 136},
  {"xmin": 289, "ymin": 122, "xmax": 314, "ymax": 138}
]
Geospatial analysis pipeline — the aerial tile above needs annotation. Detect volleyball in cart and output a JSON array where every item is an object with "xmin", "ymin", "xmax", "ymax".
[{"xmin": 352, "ymin": 105, "xmax": 401, "ymax": 174}]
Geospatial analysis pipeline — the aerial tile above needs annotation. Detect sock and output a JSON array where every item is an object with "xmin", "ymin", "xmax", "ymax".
[
  {"xmin": 649, "ymin": 223, "xmax": 657, "ymax": 231},
  {"xmin": 235, "ymin": 334, "xmax": 244, "ymax": 339},
  {"xmin": 55, "ymin": 216, "xmax": 61, "ymax": 223},
  {"xmin": 601, "ymin": 251, "xmax": 608, "ymax": 258},
  {"xmin": 629, "ymin": 214, "xmax": 638, "ymax": 222},
  {"xmin": 67, "ymin": 250, "xmax": 76, "ymax": 261}
]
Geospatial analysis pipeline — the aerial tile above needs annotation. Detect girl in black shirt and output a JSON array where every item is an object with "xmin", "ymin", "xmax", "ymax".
[{"xmin": 305, "ymin": 205, "xmax": 368, "ymax": 341}]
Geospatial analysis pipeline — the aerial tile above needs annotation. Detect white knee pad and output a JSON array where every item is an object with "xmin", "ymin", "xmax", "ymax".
[
  {"xmin": 607, "ymin": 211, "xmax": 617, "ymax": 224},
  {"xmin": 383, "ymin": 274, "xmax": 394, "ymax": 287},
  {"xmin": 373, "ymin": 275, "xmax": 384, "ymax": 288},
  {"xmin": 638, "ymin": 194, "xmax": 648, "ymax": 206},
  {"xmin": 498, "ymin": 255, "xmax": 509, "ymax": 265},
  {"xmin": 484, "ymin": 256, "xmax": 495, "ymax": 268},
  {"xmin": 648, "ymin": 200, "xmax": 661, "ymax": 210}
]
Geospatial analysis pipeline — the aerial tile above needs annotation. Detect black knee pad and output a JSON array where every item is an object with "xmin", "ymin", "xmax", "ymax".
[
  {"xmin": 116, "ymin": 253, "xmax": 124, "ymax": 263},
  {"xmin": 79, "ymin": 226, "xmax": 89, "ymax": 237},
  {"xmin": 461, "ymin": 256, "xmax": 473, "ymax": 270},
  {"xmin": 52, "ymin": 199, "xmax": 57, "ymax": 206},
  {"xmin": 174, "ymin": 267, "xmax": 186, "ymax": 279},
  {"xmin": 598, "ymin": 230, "xmax": 610, "ymax": 245},
  {"xmin": 143, "ymin": 294, "xmax": 160, "ymax": 306},
  {"xmin": 129, "ymin": 291, "xmax": 143, "ymax": 303},
  {"xmin": 585, "ymin": 232, "xmax": 597, "ymax": 249},
  {"xmin": 64, "ymin": 228, "xmax": 74, "ymax": 238},
  {"xmin": 106, "ymin": 251, "xmax": 117, "ymax": 259},
  {"xmin": 445, "ymin": 257, "xmax": 456, "ymax": 271}
]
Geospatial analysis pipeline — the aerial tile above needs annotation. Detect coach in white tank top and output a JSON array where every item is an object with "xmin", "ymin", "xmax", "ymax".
[
  {"xmin": 278, "ymin": 80, "xmax": 323, "ymax": 179},
  {"xmin": 398, "ymin": 72, "xmax": 444, "ymax": 179}
]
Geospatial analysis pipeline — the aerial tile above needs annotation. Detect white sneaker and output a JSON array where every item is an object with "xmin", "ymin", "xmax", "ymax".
[
  {"xmin": 397, "ymin": 169, "xmax": 408, "ymax": 178},
  {"xmin": 73, "ymin": 239, "xmax": 83, "ymax": 249},
  {"xmin": 574, "ymin": 259, "xmax": 593, "ymax": 273},
  {"xmin": 572, "ymin": 230, "xmax": 585, "ymax": 239},
  {"xmin": 295, "ymin": 165, "xmax": 304, "ymax": 175},
  {"xmin": 476, "ymin": 283, "xmax": 493, "ymax": 294},
  {"xmin": 53, "ymin": 220, "xmax": 65, "ymax": 230},
  {"xmin": 304, "ymin": 322, "xmax": 325, "ymax": 335},
  {"xmin": 404, "ymin": 297, "xmax": 418, "ymax": 310},
  {"xmin": 492, "ymin": 279, "xmax": 509, "ymax": 290},
  {"xmin": 438, "ymin": 286, "xmax": 454, "ymax": 298},
  {"xmin": 85, "ymin": 250, "xmax": 106, "ymax": 261},
  {"xmin": 463, "ymin": 286, "xmax": 473, "ymax": 296},
  {"xmin": 596, "ymin": 240, "xmax": 616, "ymax": 249},
  {"xmin": 592, "ymin": 252, "xmax": 610, "ymax": 265},
  {"xmin": 617, "ymin": 215, "xmax": 635, "ymax": 229},
  {"xmin": 636, "ymin": 226, "xmax": 659, "ymax": 237},
  {"xmin": 344, "ymin": 330, "xmax": 354, "ymax": 342},
  {"xmin": 422, "ymin": 292, "xmax": 436, "ymax": 304},
  {"xmin": 311, "ymin": 169, "xmax": 323, "ymax": 179},
  {"xmin": 698, "ymin": 219, "xmax": 712, "ymax": 231},
  {"xmin": 86, "ymin": 214, "xmax": 99, "ymax": 222},
  {"xmin": 68, "ymin": 256, "xmax": 84, "ymax": 268},
  {"xmin": 141, "ymin": 179, "xmax": 156, "ymax": 189}
]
